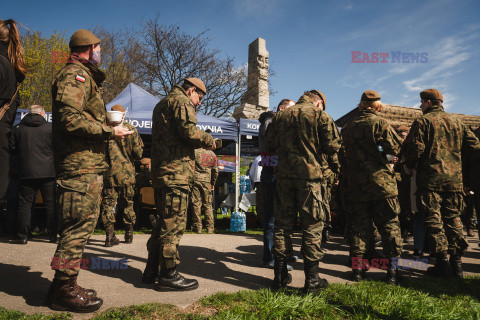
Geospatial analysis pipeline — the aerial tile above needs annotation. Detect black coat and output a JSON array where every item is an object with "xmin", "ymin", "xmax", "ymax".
[{"xmin": 9, "ymin": 113, "xmax": 55, "ymax": 180}]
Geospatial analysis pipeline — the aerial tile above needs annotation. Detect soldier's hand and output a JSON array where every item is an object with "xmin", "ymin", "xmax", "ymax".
[
  {"xmin": 209, "ymin": 140, "xmax": 216, "ymax": 150},
  {"xmin": 114, "ymin": 126, "xmax": 134, "ymax": 140}
]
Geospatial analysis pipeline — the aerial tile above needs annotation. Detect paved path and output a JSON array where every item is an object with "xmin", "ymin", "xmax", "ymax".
[{"xmin": 1, "ymin": 232, "xmax": 479, "ymax": 319}]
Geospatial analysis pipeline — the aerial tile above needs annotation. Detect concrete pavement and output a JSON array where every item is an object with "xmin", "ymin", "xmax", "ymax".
[{"xmin": 0, "ymin": 232, "xmax": 479, "ymax": 319}]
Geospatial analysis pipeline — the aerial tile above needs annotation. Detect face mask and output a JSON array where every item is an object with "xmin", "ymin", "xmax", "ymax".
[{"xmin": 90, "ymin": 50, "xmax": 101, "ymax": 64}]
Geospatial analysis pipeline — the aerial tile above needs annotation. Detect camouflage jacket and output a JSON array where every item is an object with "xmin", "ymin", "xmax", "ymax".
[
  {"xmin": 265, "ymin": 94, "xmax": 341, "ymax": 180},
  {"xmin": 403, "ymin": 104, "xmax": 480, "ymax": 192},
  {"xmin": 194, "ymin": 148, "xmax": 219, "ymax": 185},
  {"xmin": 151, "ymin": 85, "xmax": 214, "ymax": 187},
  {"xmin": 320, "ymin": 153, "xmax": 340, "ymax": 186},
  {"xmin": 51, "ymin": 60, "xmax": 114, "ymax": 179},
  {"xmin": 341, "ymin": 109, "xmax": 402, "ymax": 200},
  {"xmin": 104, "ymin": 122, "xmax": 143, "ymax": 187}
]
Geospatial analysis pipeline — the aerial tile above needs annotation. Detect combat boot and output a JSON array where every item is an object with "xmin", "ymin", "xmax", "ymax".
[
  {"xmin": 142, "ymin": 251, "xmax": 160, "ymax": 284},
  {"xmin": 303, "ymin": 260, "xmax": 328, "ymax": 292},
  {"xmin": 426, "ymin": 251, "xmax": 451, "ymax": 278},
  {"xmin": 352, "ymin": 268, "xmax": 364, "ymax": 282},
  {"xmin": 272, "ymin": 257, "xmax": 292, "ymax": 290},
  {"xmin": 105, "ymin": 225, "xmax": 120, "ymax": 247},
  {"xmin": 386, "ymin": 268, "xmax": 400, "ymax": 285},
  {"xmin": 449, "ymin": 255, "xmax": 463, "ymax": 279},
  {"xmin": 125, "ymin": 225, "xmax": 134, "ymax": 243},
  {"xmin": 48, "ymin": 277, "xmax": 103, "ymax": 313},
  {"xmin": 157, "ymin": 260, "xmax": 198, "ymax": 291},
  {"xmin": 45, "ymin": 277, "xmax": 97, "ymax": 306}
]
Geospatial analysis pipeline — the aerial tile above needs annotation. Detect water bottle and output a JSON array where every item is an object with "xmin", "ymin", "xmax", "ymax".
[
  {"xmin": 230, "ymin": 212, "xmax": 238, "ymax": 232},
  {"xmin": 238, "ymin": 212, "xmax": 246, "ymax": 232}
]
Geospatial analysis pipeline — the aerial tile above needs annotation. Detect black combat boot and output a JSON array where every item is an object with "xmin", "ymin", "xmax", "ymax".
[
  {"xmin": 272, "ymin": 257, "xmax": 292, "ymax": 290},
  {"xmin": 352, "ymin": 268, "xmax": 364, "ymax": 282},
  {"xmin": 125, "ymin": 225, "xmax": 134, "ymax": 243},
  {"xmin": 426, "ymin": 251, "xmax": 451, "ymax": 278},
  {"xmin": 449, "ymin": 255, "xmax": 463, "ymax": 279},
  {"xmin": 48, "ymin": 277, "xmax": 103, "ymax": 313},
  {"xmin": 303, "ymin": 260, "xmax": 328, "ymax": 292},
  {"xmin": 105, "ymin": 225, "xmax": 120, "ymax": 247},
  {"xmin": 142, "ymin": 251, "xmax": 160, "ymax": 284},
  {"xmin": 157, "ymin": 260, "xmax": 198, "ymax": 291},
  {"xmin": 385, "ymin": 257, "xmax": 401, "ymax": 285}
]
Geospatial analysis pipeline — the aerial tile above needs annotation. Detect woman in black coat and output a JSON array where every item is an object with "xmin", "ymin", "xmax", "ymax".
[{"xmin": 0, "ymin": 19, "xmax": 26, "ymax": 212}]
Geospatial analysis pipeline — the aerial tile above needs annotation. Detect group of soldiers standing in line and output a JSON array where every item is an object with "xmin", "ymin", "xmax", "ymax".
[
  {"xmin": 1, "ymin": 24, "xmax": 475, "ymax": 313},
  {"xmin": 262, "ymin": 87, "xmax": 479, "ymax": 290}
]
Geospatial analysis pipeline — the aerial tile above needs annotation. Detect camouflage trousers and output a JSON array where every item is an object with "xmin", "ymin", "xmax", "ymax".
[
  {"xmin": 52, "ymin": 174, "xmax": 103, "ymax": 279},
  {"xmin": 147, "ymin": 184, "xmax": 191, "ymax": 269},
  {"xmin": 274, "ymin": 178, "xmax": 325, "ymax": 263},
  {"xmin": 321, "ymin": 179, "xmax": 333, "ymax": 228},
  {"xmin": 417, "ymin": 191, "xmax": 468, "ymax": 256},
  {"xmin": 100, "ymin": 185, "xmax": 136, "ymax": 228},
  {"xmin": 191, "ymin": 181, "xmax": 213, "ymax": 231},
  {"xmin": 348, "ymin": 197, "xmax": 403, "ymax": 259},
  {"xmin": 462, "ymin": 193, "xmax": 477, "ymax": 230}
]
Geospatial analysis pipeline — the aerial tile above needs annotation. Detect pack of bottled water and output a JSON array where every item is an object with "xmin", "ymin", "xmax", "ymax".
[
  {"xmin": 230, "ymin": 211, "xmax": 246, "ymax": 232},
  {"xmin": 240, "ymin": 175, "xmax": 251, "ymax": 194}
]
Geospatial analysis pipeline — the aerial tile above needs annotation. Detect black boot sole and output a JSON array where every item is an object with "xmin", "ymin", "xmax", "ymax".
[{"xmin": 156, "ymin": 283, "xmax": 199, "ymax": 291}]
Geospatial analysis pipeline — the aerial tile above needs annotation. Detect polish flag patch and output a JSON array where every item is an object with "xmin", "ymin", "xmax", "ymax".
[{"xmin": 75, "ymin": 75, "xmax": 85, "ymax": 83}]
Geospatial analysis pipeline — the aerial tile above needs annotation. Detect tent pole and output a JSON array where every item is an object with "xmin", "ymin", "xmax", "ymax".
[{"xmin": 235, "ymin": 137, "xmax": 240, "ymax": 212}]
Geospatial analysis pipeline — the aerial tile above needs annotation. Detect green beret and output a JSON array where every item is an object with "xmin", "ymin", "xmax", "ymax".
[
  {"xmin": 310, "ymin": 90, "xmax": 327, "ymax": 109},
  {"xmin": 361, "ymin": 90, "xmax": 381, "ymax": 101},
  {"xmin": 69, "ymin": 29, "xmax": 100, "ymax": 48},
  {"xmin": 420, "ymin": 88, "xmax": 443, "ymax": 102},
  {"xmin": 184, "ymin": 77, "xmax": 207, "ymax": 95}
]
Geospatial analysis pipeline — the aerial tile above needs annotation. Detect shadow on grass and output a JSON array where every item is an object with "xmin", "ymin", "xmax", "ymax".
[{"xmin": 400, "ymin": 275, "xmax": 480, "ymax": 300}]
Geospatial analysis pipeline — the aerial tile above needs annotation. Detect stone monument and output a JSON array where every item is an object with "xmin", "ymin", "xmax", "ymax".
[{"xmin": 233, "ymin": 38, "xmax": 269, "ymax": 120}]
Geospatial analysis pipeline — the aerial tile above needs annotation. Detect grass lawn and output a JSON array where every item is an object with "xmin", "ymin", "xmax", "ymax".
[{"xmin": 2, "ymin": 276, "xmax": 479, "ymax": 319}]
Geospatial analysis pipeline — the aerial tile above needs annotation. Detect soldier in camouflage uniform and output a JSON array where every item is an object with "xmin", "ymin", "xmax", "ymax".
[
  {"xmin": 191, "ymin": 144, "xmax": 218, "ymax": 233},
  {"xmin": 101, "ymin": 104, "xmax": 143, "ymax": 246},
  {"xmin": 142, "ymin": 78, "xmax": 214, "ymax": 291},
  {"xmin": 265, "ymin": 90, "xmax": 341, "ymax": 291},
  {"xmin": 403, "ymin": 89, "xmax": 480, "ymax": 278},
  {"xmin": 46, "ymin": 30, "xmax": 133, "ymax": 313},
  {"xmin": 341, "ymin": 90, "xmax": 403, "ymax": 284},
  {"xmin": 320, "ymin": 147, "xmax": 340, "ymax": 243}
]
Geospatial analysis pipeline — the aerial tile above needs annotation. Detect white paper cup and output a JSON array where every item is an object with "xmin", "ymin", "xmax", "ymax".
[{"xmin": 107, "ymin": 111, "xmax": 125, "ymax": 123}]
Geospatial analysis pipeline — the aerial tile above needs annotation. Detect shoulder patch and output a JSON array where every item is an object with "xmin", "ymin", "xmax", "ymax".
[{"xmin": 75, "ymin": 75, "xmax": 86, "ymax": 83}]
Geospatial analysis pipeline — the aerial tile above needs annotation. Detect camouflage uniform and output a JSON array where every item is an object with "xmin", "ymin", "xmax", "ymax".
[
  {"xmin": 341, "ymin": 109, "xmax": 403, "ymax": 260},
  {"xmin": 101, "ymin": 123, "xmax": 143, "ymax": 228},
  {"xmin": 404, "ymin": 104, "xmax": 480, "ymax": 256},
  {"xmin": 265, "ymin": 94, "xmax": 341, "ymax": 262},
  {"xmin": 147, "ymin": 85, "xmax": 213, "ymax": 269},
  {"xmin": 191, "ymin": 148, "xmax": 218, "ymax": 232},
  {"xmin": 320, "ymin": 153, "xmax": 340, "ymax": 228},
  {"xmin": 51, "ymin": 58, "xmax": 114, "ymax": 280}
]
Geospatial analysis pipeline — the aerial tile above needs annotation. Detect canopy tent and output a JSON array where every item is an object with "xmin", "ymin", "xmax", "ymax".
[
  {"xmin": 238, "ymin": 118, "xmax": 260, "ymax": 136},
  {"xmin": 106, "ymin": 83, "xmax": 238, "ymax": 141}
]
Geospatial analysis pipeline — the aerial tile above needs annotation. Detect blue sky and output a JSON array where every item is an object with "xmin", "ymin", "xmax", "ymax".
[{"xmin": 5, "ymin": 0, "xmax": 480, "ymax": 120}]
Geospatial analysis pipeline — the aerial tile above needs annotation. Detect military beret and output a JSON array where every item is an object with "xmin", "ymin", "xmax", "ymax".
[
  {"xmin": 361, "ymin": 90, "xmax": 381, "ymax": 101},
  {"xmin": 184, "ymin": 77, "xmax": 207, "ymax": 95},
  {"xmin": 69, "ymin": 29, "xmax": 100, "ymax": 48},
  {"xmin": 310, "ymin": 90, "xmax": 327, "ymax": 109},
  {"xmin": 111, "ymin": 104, "xmax": 125, "ymax": 112},
  {"xmin": 420, "ymin": 88, "xmax": 443, "ymax": 102}
]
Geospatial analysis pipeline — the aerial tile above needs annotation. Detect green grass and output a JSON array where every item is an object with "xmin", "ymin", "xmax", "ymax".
[{"xmin": 3, "ymin": 276, "xmax": 479, "ymax": 319}]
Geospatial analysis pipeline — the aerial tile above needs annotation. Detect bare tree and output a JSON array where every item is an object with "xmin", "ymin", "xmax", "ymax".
[
  {"xmin": 94, "ymin": 27, "xmax": 147, "ymax": 104},
  {"xmin": 138, "ymin": 18, "xmax": 247, "ymax": 118}
]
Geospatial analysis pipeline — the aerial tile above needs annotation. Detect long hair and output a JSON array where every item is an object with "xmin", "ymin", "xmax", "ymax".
[{"xmin": 0, "ymin": 19, "xmax": 27, "ymax": 75}]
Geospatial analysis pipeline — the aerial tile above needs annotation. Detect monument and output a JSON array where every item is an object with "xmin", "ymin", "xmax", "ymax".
[{"xmin": 233, "ymin": 38, "xmax": 269, "ymax": 120}]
